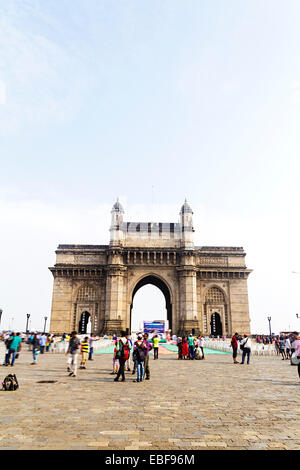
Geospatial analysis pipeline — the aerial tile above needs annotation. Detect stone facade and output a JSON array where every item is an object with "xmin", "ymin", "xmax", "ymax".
[{"xmin": 49, "ymin": 200, "xmax": 252, "ymax": 336}]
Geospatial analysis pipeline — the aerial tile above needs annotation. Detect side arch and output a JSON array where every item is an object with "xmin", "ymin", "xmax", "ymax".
[{"xmin": 203, "ymin": 284, "xmax": 230, "ymax": 336}]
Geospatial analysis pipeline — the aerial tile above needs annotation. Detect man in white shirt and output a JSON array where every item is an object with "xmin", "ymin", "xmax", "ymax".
[
  {"xmin": 240, "ymin": 334, "xmax": 252, "ymax": 365},
  {"xmin": 285, "ymin": 337, "xmax": 291, "ymax": 359},
  {"xmin": 39, "ymin": 334, "xmax": 47, "ymax": 354}
]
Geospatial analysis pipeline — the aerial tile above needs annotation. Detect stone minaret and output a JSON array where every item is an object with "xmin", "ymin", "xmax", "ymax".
[
  {"xmin": 180, "ymin": 199, "xmax": 194, "ymax": 249},
  {"xmin": 109, "ymin": 198, "xmax": 125, "ymax": 246}
]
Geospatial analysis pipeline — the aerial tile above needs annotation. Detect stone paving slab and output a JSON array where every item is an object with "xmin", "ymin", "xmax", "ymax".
[{"xmin": 0, "ymin": 350, "xmax": 300, "ymax": 450}]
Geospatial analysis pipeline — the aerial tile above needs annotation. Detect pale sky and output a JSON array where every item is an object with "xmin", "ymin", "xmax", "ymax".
[{"xmin": 1, "ymin": 0, "xmax": 300, "ymax": 334}]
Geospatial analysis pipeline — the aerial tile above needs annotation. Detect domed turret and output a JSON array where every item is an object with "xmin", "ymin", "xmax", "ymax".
[
  {"xmin": 179, "ymin": 199, "xmax": 194, "ymax": 248},
  {"xmin": 110, "ymin": 199, "xmax": 125, "ymax": 246},
  {"xmin": 112, "ymin": 198, "xmax": 124, "ymax": 214},
  {"xmin": 180, "ymin": 198, "xmax": 193, "ymax": 215}
]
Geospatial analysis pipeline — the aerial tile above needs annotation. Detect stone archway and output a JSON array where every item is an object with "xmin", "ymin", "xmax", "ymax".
[
  {"xmin": 49, "ymin": 200, "xmax": 252, "ymax": 336},
  {"xmin": 130, "ymin": 275, "xmax": 172, "ymax": 333}
]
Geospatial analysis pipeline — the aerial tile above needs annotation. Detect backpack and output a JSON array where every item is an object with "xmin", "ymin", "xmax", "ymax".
[
  {"xmin": 2, "ymin": 374, "xmax": 19, "ymax": 391},
  {"xmin": 134, "ymin": 343, "xmax": 146, "ymax": 363},
  {"xmin": 5, "ymin": 338, "xmax": 12, "ymax": 349},
  {"xmin": 118, "ymin": 340, "xmax": 130, "ymax": 361},
  {"xmin": 240, "ymin": 338, "xmax": 248, "ymax": 351}
]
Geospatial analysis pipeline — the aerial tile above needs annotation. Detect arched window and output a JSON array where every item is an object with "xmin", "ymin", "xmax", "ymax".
[
  {"xmin": 205, "ymin": 287, "xmax": 225, "ymax": 304},
  {"xmin": 77, "ymin": 286, "xmax": 96, "ymax": 301}
]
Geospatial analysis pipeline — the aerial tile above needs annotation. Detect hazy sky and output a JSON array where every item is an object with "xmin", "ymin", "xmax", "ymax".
[{"xmin": 1, "ymin": 0, "xmax": 300, "ymax": 334}]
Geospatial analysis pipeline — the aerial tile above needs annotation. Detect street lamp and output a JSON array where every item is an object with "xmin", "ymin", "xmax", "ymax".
[
  {"xmin": 267, "ymin": 316, "xmax": 272, "ymax": 338},
  {"xmin": 43, "ymin": 316, "xmax": 48, "ymax": 334},
  {"xmin": 26, "ymin": 314, "xmax": 30, "ymax": 333}
]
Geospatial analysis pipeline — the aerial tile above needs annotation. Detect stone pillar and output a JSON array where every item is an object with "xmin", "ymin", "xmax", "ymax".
[
  {"xmin": 177, "ymin": 265, "xmax": 200, "ymax": 336},
  {"xmin": 49, "ymin": 276, "xmax": 73, "ymax": 334},
  {"xmin": 104, "ymin": 248, "xmax": 127, "ymax": 335},
  {"xmin": 229, "ymin": 278, "xmax": 251, "ymax": 335},
  {"xmin": 104, "ymin": 267, "xmax": 127, "ymax": 335}
]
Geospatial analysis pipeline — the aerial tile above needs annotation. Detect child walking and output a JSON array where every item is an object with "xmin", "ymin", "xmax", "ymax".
[{"xmin": 79, "ymin": 336, "xmax": 89, "ymax": 369}]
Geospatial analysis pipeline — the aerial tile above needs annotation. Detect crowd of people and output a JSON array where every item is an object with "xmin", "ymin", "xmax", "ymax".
[
  {"xmin": 273, "ymin": 334, "xmax": 299, "ymax": 361},
  {"xmin": 177, "ymin": 335, "xmax": 205, "ymax": 360},
  {"xmin": 1, "ymin": 329, "xmax": 300, "ymax": 382}
]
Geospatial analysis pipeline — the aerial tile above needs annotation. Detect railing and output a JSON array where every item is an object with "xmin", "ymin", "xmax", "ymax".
[
  {"xmin": 204, "ymin": 340, "xmax": 277, "ymax": 356},
  {"xmin": 0, "ymin": 337, "xmax": 113, "ymax": 357},
  {"xmin": 0, "ymin": 338, "xmax": 278, "ymax": 358}
]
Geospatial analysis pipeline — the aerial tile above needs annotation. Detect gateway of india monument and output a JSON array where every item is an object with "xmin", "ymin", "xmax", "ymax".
[{"xmin": 49, "ymin": 200, "xmax": 252, "ymax": 337}]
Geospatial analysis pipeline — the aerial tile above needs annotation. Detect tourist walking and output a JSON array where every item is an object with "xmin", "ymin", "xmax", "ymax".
[
  {"xmin": 133, "ymin": 335, "xmax": 147, "ymax": 383},
  {"xmin": 231, "ymin": 333, "xmax": 239, "ymax": 364},
  {"xmin": 79, "ymin": 336, "xmax": 89, "ymax": 369},
  {"xmin": 66, "ymin": 331, "xmax": 80, "ymax": 377},
  {"xmin": 114, "ymin": 332, "xmax": 131, "ymax": 382},
  {"xmin": 31, "ymin": 333, "xmax": 40, "ymax": 364},
  {"xmin": 240, "ymin": 334, "xmax": 251, "ymax": 364},
  {"xmin": 143, "ymin": 333, "xmax": 153, "ymax": 380},
  {"xmin": 5, "ymin": 332, "xmax": 22, "ymax": 367}
]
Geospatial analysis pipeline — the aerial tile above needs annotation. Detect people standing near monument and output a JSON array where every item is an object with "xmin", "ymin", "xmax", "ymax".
[
  {"xmin": 66, "ymin": 331, "xmax": 80, "ymax": 377},
  {"xmin": 274, "ymin": 337, "xmax": 280, "ymax": 355},
  {"xmin": 114, "ymin": 332, "xmax": 131, "ymax": 382},
  {"xmin": 133, "ymin": 335, "xmax": 147, "ymax": 383},
  {"xmin": 293, "ymin": 333, "xmax": 300, "ymax": 381},
  {"xmin": 182, "ymin": 336, "xmax": 189, "ymax": 360},
  {"xmin": 39, "ymin": 333, "xmax": 47, "ymax": 354},
  {"xmin": 111, "ymin": 340, "xmax": 119, "ymax": 375},
  {"xmin": 290, "ymin": 333, "xmax": 297, "ymax": 357},
  {"xmin": 231, "ymin": 333, "xmax": 239, "ymax": 364},
  {"xmin": 3, "ymin": 333, "xmax": 13, "ymax": 365},
  {"xmin": 153, "ymin": 335, "xmax": 160, "ymax": 360},
  {"xmin": 125, "ymin": 336, "xmax": 133, "ymax": 371},
  {"xmin": 240, "ymin": 334, "xmax": 252, "ymax": 365},
  {"xmin": 143, "ymin": 333, "xmax": 152, "ymax": 380},
  {"xmin": 46, "ymin": 334, "xmax": 52, "ymax": 352},
  {"xmin": 278, "ymin": 336, "xmax": 286, "ymax": 360},
  {"xmin": 31, "ymin": 333, "xmax": 40, "ymax": 365},
  {"xmin": 177, "ymin": 337, "xmax": 183, "ymax": 359},
  {"xmin": 5, "ymin": 332, "xmax": 22, "ymax": 367},
  {"xmin": 88, "ymin": 333, "xmax": 100, "ymax": 361},
  {"xmin": 285, "ymin": 336, "xmax": 291, "ymax": 359},
  {"xmin": 79, "ymin": 336, "xmax": 89, "ymax": 369},
  {"xmin": 188, "ymin": 334, "xmax": 195, "ymax": 360},
  {"xmin": 198, "ymin": 336, "xmax": 205, "ymax": 360}
]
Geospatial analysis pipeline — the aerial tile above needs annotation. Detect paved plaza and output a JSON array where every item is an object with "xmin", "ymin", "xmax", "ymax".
[{"xmin": 1, "ymin": 347, "xmax": 300, "ymax": 450}]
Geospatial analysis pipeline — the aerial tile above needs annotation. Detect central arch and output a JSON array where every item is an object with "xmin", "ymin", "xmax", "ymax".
[{"xmin": 130, "ymin": 275, "xmax": 172, "ymax": 333}]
